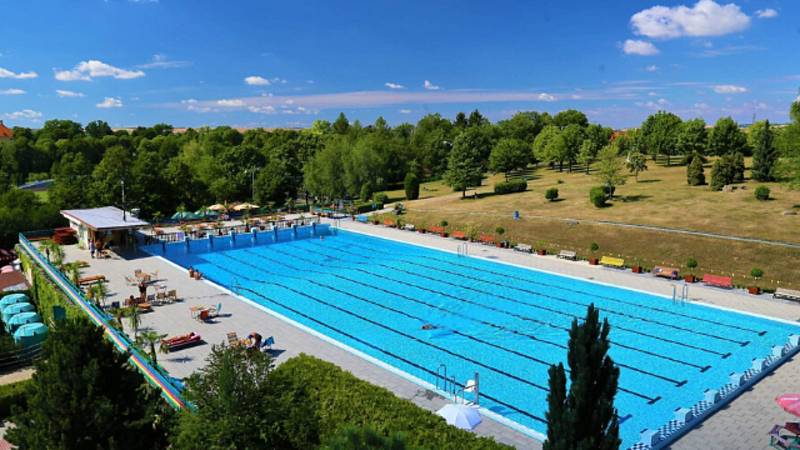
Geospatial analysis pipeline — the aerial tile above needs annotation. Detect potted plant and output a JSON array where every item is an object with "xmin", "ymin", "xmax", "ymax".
[
  {"xmin": 536, "ymin": 240, "xmax": 547, "ymax": 256},
  {"xmin": 685, "ymin": 258, "xmax": 698, "ymax": 282},
  {"xmin": 440, "ymin": 220, "xmax": 449, "ymax": 237},
  {"xmin": 495, "ymin": 227, "xmax": 507, "ymax": 248},
  {"xmin": 748, "ymin": 268, "xmax": 763, "ymax": 295},
  {"xmin": 631, "ymin": 258, "xmax": 643, "ymax": 274},
  {"xmin": 588, "ymin": 242, "xmax": 600, "ymax": 265}
]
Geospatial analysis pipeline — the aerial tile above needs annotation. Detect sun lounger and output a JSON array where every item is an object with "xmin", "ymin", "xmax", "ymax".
[
  {"xmin": 451, "ymin": 231, "xmax": 467, "ymax": 240},
  {"xmin": 557, "ymin": 250, "xmax": 577, "ymax": 260},
  {"xmin": 599, "ymin": 256, "xmax": 625, "ymax": 268},
  {"xmin": 208, "ymin": 302, "xmax": 222, "ymax": 318},
  {"xmin": 775, "ymin": 288, "xmax": 800, "ymax": 302},
  {"xmin": 769, "ymin": 424, "xmax": 800, "ymax": 449},
  {"xmin": 514, "ymin": 243, "xmax": 532, "ymax": 253},
  {"xmin": 78, "ymin": 274, "xmax": 106, "ymax": 285},
  {"xmin": 653, "ymin": 266, "xmax": 680, "ymax": 280},
  {"xmin": 161, "ymin": 332, "xmax": 202, "ymax": 351},
  {"xmin": 703, "ymin": 274, "xmax": 733, "ymax": 289}
]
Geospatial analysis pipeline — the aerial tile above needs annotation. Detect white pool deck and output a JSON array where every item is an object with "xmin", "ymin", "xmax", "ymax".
[{"xmin": 59, "ymin": 219, "xmax": 800, "ymax": 450}]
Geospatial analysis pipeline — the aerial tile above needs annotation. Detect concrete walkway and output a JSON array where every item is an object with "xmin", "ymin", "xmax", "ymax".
[{"xmin": 58, "ymin": 219, "xmax": 800, "ymax": 450}]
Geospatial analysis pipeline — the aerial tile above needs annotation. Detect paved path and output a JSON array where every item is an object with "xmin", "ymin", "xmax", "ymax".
[
  {"xmin": 60, "ymin": 221, "xmax": 800, "ymax": 450},
  {"xmin": 0, "ymin": 368, "xmax": 33, "ymax": 386}
]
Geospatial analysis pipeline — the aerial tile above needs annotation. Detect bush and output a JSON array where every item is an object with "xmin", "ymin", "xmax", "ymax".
[
  {"xmin": 687, "ymin": 156, "xmax": 705, "ymax": 186},
  {"xmin": 589, "ymin": 186, "xmax": 607, "ymax": 207},
  {"xmin": 590, "ymin": 242, "xmax": 599, "ymax": 252},
  {"xmin": 372, "ymin": 192, "xmax": 389, "ymax": 207},
  {"xmin": 495, "ymin": 227, "xmax": 505, "ymax": 235},
  {"xmin": 270, "ymin": 354, "xmax": 510, "ymax": 450},
  {"xmin": 353, "ymin": 202, "xmax": 375, "ymax": 214},
  {"xmin": 545, "ymin": 188, "xmax": 559, "ymax": 201},
  {"xmin": 493, "ymin": 179, "xmax": 527, "ymax": 195},
  {"xmin": 359, "ymin": 183, "xmax": 374, "ymax": 202},
  {"xmin": 751, "ymin": 267, "xmax": 764, "ymax": 278},
  {"xmin": 404, "ymin": 172, "xmax": 420, "ymax": 201},
  {"xmin": 439, "ymin": 220, "xmax": 448, "ymax": 227},
  {"xmin": 0, "ymin": 379, "xmax": 30, "ymax": 419},
  {"xmin": 754, "ymin": 185, "xmax": 770, "ymax": 201},
  {"xmin": 687, "ymin": 257, "xmax": 698, "ymax": 270}
]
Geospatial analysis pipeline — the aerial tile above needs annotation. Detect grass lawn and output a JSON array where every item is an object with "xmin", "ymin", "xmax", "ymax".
[
  {"xmin": 378, "ymin": 158, "xmax": 800, "ymax": 290},
  {"xmin": 33, "ymin": 190, "xmax": 49, "ymax": 202}
]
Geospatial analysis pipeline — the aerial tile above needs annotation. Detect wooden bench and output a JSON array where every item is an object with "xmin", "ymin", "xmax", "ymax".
[
  {"xmin": 514, "ymin": 243, "xmax": 532, "ymax": 253},
  {"xmin": 478, "ymin": 234, "xmax": 495, "ymax": 245},
  {"xmin": 599, "ymin": 256, "xmax": 625, "ymax": 268},
  {"xmin": 652, "ymin": 266, "xmax": 680, "ymax": 280},
  {"xmin": 78, "ymin": 274, "xmax": 106, "ymax": 286},
  {"xmin": 557, "ymin": 250, "xmax": 577, "ymax": 261},
  {"xmin": 703, "ymin": 274, "xmax": 733, "ymax": 289},
  {"xmin": 451, "ymin": 231, "xmax": 467, "ymax": 240},
  {"xmin": 774, "ymin": 288, "xmax": 800, "ymax": 302}
]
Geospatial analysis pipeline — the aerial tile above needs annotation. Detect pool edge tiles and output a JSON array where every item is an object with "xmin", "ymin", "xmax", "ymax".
[{"xmin": 141, "ymin": 241, "xmax": 548, "ymax": 444}]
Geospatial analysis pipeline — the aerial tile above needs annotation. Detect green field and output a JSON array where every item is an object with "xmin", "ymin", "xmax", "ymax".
[{"xmin": 381, "ymin": 158, "xmax": 800, "ymax": 290}]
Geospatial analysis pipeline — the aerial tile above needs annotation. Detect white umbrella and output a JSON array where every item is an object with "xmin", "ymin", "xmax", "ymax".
[
  {"xmin": 233, "ymin": 203, "xmax": 259, "ymax": 211},
  {"xmin": 437, "ymin": 403, "xmax": 482, "ymax": 430},
  {"xmin": 207, "ymin": 204, "xmax": 227, "ymax": 211}
]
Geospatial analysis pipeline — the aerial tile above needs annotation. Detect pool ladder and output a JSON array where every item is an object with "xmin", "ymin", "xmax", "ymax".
[
  {"xmin": 435, "ymin": 364, "xmax": 480, "ymax": 406},
  {"xmin": 457, "ymin": 243, "xmax": 469, "ymax": 257},
  {"xmin": 672, "ymin": 284, "xmax": 689, "ymax": 304}
]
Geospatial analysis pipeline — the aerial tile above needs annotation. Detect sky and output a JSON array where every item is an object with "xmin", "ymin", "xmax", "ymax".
[{"xmin": 0, "ymin": 0, "xmax": 798, "ymax": 129}]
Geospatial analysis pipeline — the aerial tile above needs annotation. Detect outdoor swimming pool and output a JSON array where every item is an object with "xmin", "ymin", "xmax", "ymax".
[{"xmin": 146, "ymin": 226, "xmax": 800, "ymax": 448}]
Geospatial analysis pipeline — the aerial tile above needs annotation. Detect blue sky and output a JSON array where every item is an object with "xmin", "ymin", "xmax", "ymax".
[{"xmin": 0, "ymin": 0, "xmax": 797, "ymax": 129}]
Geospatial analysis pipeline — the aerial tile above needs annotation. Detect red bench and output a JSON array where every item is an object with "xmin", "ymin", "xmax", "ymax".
[
  {"xmin": 703, "ymin": 274, "xmax": 733, "ymax": 288},
  {"xmin": 383, "ymin": 219, "xmax": 396, "ymax": 228},
  {"xmin": 429, "ymin": 226, "xmax": 445, "ymax": 236},
  {"xmin": 478, "ymin": 234, "xmax": 495, "ymax": 245},
  {"xmin": 451, "ymin": 231, "xmax": 467, "ymax": 240}
]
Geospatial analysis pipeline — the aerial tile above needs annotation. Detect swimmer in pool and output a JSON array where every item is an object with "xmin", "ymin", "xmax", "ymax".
[{"xmin": 421, "ymin": 323, "xmax": 437, "ymax": 330}]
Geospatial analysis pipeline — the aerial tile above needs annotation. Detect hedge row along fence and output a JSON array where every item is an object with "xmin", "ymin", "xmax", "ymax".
[
  {"xmin": 16, "ymin": 234, "xmax": 187, "ymax": 410},
  {"xmin": 272, "ymin": 354, "xmax": 512, "ymax": 450}
]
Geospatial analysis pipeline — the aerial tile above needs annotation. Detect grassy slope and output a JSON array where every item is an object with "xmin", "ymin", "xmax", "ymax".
[{"xmin": 381, "ymin": 158, "xmax": 800, "ymax": 290}]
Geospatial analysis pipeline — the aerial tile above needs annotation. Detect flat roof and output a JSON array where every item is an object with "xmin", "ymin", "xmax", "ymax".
[{"xmin": 61, "ymin": 206, "xmax": 149, "ymax": 231}]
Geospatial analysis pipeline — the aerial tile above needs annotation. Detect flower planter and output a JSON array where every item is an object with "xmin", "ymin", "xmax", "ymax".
[
  {"xmin": 442, "ymin": 233, "xmax": 449, "ymax": 238},
  {"xmin": 537, "ymin": 249, "xmax": 547, "ymax": 256},
  {"xmin": 747, "ymin": 286, "xmax": 760, "ymax": 295},
  {"xmin": 631, "ymin": 266, "xmax": 642, "ymax": 274},
  {"xmin": 684, "ymin": 274, "xmax": 696, "ymax": 283},
  {"xmin": 589, "ymin": 257, "xmax": 599, "ymax": 265}
]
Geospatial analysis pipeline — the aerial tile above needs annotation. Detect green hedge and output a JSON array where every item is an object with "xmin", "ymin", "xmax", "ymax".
[
  {"xmin": 17, "ymin": 248, "xmax": 81, "ymax": 324},
  {"xmin": 494, "ymin": 179, "xmax": 527, "ymax": 195},
  {"xmin": 0, "ymin": 379, "xmax": 30, "ymax": 419},
  {"xmin": 271, "ymin": 354, "xmax": 511, "ymax": 450}
]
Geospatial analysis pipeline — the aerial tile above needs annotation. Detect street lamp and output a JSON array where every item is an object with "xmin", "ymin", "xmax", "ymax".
[{"xmin": 121, "ymin": 178, "xmax": 126, "ymax": 222}]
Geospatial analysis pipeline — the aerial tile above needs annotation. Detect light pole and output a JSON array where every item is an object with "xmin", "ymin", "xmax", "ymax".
[
  {"xmin": 245, "ymin": 167, "xmax": 258, "ymax": 202},
  {"xmin": 121, "ymin": 178, "xmax": 126, "ymax": 222}
]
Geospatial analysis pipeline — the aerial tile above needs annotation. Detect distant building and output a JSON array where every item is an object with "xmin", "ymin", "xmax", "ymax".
[
  {"xmin": 61, "ymin": 206, "xmax": 150, "ymax": 248},
  {"xmin": 0, "ymin": 121, "xmax": 12, "ymax": 141},
  {"xmin": 18, "ymin": 179, "xmax": 54, "ymax": 192}
]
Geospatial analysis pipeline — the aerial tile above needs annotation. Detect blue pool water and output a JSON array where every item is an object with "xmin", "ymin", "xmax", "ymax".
[{"xmin": 146, "ymin": 226, "xmax": 800, "ymax": 447}]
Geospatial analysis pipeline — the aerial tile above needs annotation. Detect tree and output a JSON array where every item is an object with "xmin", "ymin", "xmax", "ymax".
[
  {"xmin": 594, "ymin": 145, "xmax": 625, "ymax": 196},
  {"xmin": 403, "ymin": 171, "xmax": 420, "ymax": 200},
  {"xmin": 489, "ymin": 138, "xmax": 530, "ymax": 180},
  {"xmin": 707, "ymin": 117, "xmax": 748, "ymax": 156},
  {"xmin": 320, "ymin": 426, "xmax": 410, "ymax": 450},
  {"xmin": 553, "ymin": 109, "xmax": 588, "ymax": 128},
  {"xmin": 543, "ymin": 304, "xmax": 620, "ymax": 450},
  {"xmin": 639, "ymin": 111, "xmax": 682, "ymax": 165},
  {"xmin": 751, "ymin": 120, "xmax": 778, "ymax": 181},
  {"xmin": 444, "ymin": 131, "xmax": 484, "ymax": 198},
  {"xmin": 85, "ymin": 120, "xmax": 113, "ymax": 139},
  {"xmin": 497, "ymin": 111, "xmax": 551, "ymax": 142},
  {"xmin": 127, "ymin": 305, "xmax": 141, "ymax": 338},
  {"xmin": 8, "ymin": 318, "xmax": 171, "ymax": 449},
  {"xmin": 625, "ymin": 151, "xmax": 648, "ymax": 182},
  {"xmin": 687, "ymin": 155, "xmax": 705, "ymax": 186},
  {"xmin": 676, "ymin": 118, "xmax": 708, "ymax": 162},
  {"xmin": 545, "ymin": 188, "xmax": 559, "ymax": 202},
  {"xmin": 136, "ymin": 330, "xmax": 168, "ymax": 365},
  {"xmin": 577, "ymin": 139, "xmax": 597, "ymax": 174},
  {"xmin": 710, "ymin": 154, "xmax": 740, "ymax": 191},
  {"xmin": 332, "ymin": 112, "xmax": 350, "ymax": 135},
  {"xmin": 533, "ymin": 125, "xmax": 561, "ymax": 166},
  {"xmin": 560, "ymin": 124, "xmax": 584, "ymax": 172}
]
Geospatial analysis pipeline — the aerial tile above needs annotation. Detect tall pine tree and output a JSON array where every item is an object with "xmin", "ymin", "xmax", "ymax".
[
  {"xmin": 544, "ymin": 304, "xmax": 620, "ymax": 450},
  {"xmin": 687, "ymin": 155, "xmax": 705, "ymax": 186},
  {"xmin": 751, "ymin": 120, "xmax": 777, "ymax": 181}
]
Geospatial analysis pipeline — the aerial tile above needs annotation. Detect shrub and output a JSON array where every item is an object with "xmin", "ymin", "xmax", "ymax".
[
  {"xmin": 590, "ymin": 242, "xmax": 599, "ymax": 252},
  {"xmin": 0, "ymin": 379, "xmax": 30, "ymax": 419},
  {"xmin": 493, "ymin": 179, "xmax": 527, "ymax": 195},
  {"xmin": 687, "ymin": 156, "xmax": 705, "ymax": 186},
  {"xmin": 359, "ymin": 183, "xmax": 374, "ymax": 202},
  {"xmin": 687, "ymin": 257, "xmax": 698, "ymax": 271},
  {"xmin": 495, "ymin": 227, "xmax": 505, "ymax": 235},
  {"xmin": 589, "ymin": 186, "xmax": 607, "ymax": 207},
  {"xmin": 545, "ymin": 188, "xmax": 559, "ymax": 202},
  {"xmin": 751, "ymin": 268, "xmax": 764, "ymax": 278},
  {"xmin": 353, "ymin": 202, "xmax": 375, "ymax": 214},
  {"xmin": 404, "ymin": 172, "xmax": 420, "ymax": 201},
  {"xmin": 754, "ymin": 185, "xmax": 770, "ymax": 201},
  {"xmin": 372, "ymin": 192, "xmax": 388, "ymax": 207},
  {"xmin": 270, "ymin": 354, "xmax": 511, "ymax": 450},
  {"xmin": 439, "ymin": 220, "xmax": 448, "ymax": 227}
]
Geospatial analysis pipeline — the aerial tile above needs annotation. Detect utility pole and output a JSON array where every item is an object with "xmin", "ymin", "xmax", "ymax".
[{"xmin": 121, "ymin": 179, "xmax": 126, "ymax": 222}]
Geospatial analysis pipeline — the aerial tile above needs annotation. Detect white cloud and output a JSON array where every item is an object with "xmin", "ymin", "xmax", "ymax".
[
  {"xmin": 423, "ymin": 80, "xmax": 440, "ymax": 90},
  {"xmin": 248, "ymin": 105, "xmax": 276, "ymax": 114},
  {"xmin": 245, "ymin": 75, "xmax": 270, "ymax": 86},
  {"xmin": 399, "ymin": 109, "xmax": 412, "ymax": 114},
  {"xmin": 55, "ymin": 60, "xmax": 145, "ymax": 81},
  {"xmin": 182, "ymin": 98, "xmax": 213, "ymax": 113},
  {"xmin": 713, "ymin": 84, "xmax": 747, "ymax": 94},
  {"xmin": 645, "ymin": 65, "xmax": 659, "ymax": 72},
  {"xmin": 385, "ymin": 82, "xmax": 405, "ymax": 89},
  {"xmin": 756, "ymin": 8, "xmax": 778, "ymax": 19},
  {"xmin": 631, "ymin": 0, "xmax": 750, "ymax": 39},
  {"xmin": 537, "ymin": 93, "xmax": 556, "ymax": 102},
  {"xmin": 693, "ymin": 102, "xmax": 710, "ymax": 109},
  {"xmin": 2, "ymin": 109, "xmax": 42, "ymax": 122},
  {"xmin": 56, "ymin": 89, "xmax": 85, "ymax": 98},
  {"xmin": 0, "ymin": 67, "xmax": 38, "ymax": 79},
  {"xmin": 0, "ymin": 89, "xmax": 25, "ymax": 95},
  {"xmin": 137, "ymin": 54, "xmax": 190, "ymax": 69},
  {"xmin": 96, "ymin": 97, "xmax": 123, "ymax": 108},
  {"xmin": 216, "ymin": 99, "xmax": 245, "ymax": 107},
  {"xmin": 623, "ymin": 39, "xmax": 660, "ymax": 56},
  {"xmin": 636, "ymin": 98, "xmax": 671, "ymax": 109}
]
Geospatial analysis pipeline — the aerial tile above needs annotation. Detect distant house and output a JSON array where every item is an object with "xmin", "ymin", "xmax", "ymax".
[
  {"xmin": 61, "ymin": 206, "xmax": 149, "ymax": 248},
  {"xmin": 0, "ymin": 121, "xmax": 12, "ymax": 141}
]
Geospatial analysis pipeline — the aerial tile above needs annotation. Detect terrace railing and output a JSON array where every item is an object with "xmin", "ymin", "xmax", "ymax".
[
  {"xmin": 16, "ymin": 233, "xmax": 187, "ymax": 410},
  {"xmin": 140, "ymin": 216, "xmax": 320, "ymax": 245}
]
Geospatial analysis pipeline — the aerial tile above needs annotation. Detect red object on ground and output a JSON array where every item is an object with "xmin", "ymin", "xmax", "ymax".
[
  {"xmin": 161, "ymin": 332, "xmax": 202, "ymax": 350},
  {"xmin": 53, "ymin": 227, "xmax": 78, "ymax": 245},
  {"xmin": 702, "ymin": 274, "xmax": 733, "ymax": 288},
  {"xmin": 478, "ymin": 234, "xmax": 495, "ymax": 245},
  {"xmin": 383, "ymin": 219, "xmax": 396, "ymax": 227},
  {"xmin": 451, "ymin": 231, "xmax": 467, "ymax": 240},
  {"xmin": 776, "ymin": 395, "xmax": 800, "ymax": 417}
]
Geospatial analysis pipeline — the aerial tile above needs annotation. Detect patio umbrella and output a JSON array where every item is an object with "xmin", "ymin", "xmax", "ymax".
[
  {"xmin": 194, "ymin": 208, "xmax": 219, "ymax": 218},
  {"xmin": 436, "ymin": 403, "xmax": 482, "ymax": 430},
  {"xmin": 776, "ymin": 394, "xmax": 800, "ymax": 416},
  {"xmin": 233, "ymin": 203, "xmax": 259, "ymax": 211},
  {"xmin": 171, "ymin": 211, "xmax": 201, "ymax": 221},
  {"xmin": 207, "ymin": 204, "xmax": 227, "ymax": 211}
]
